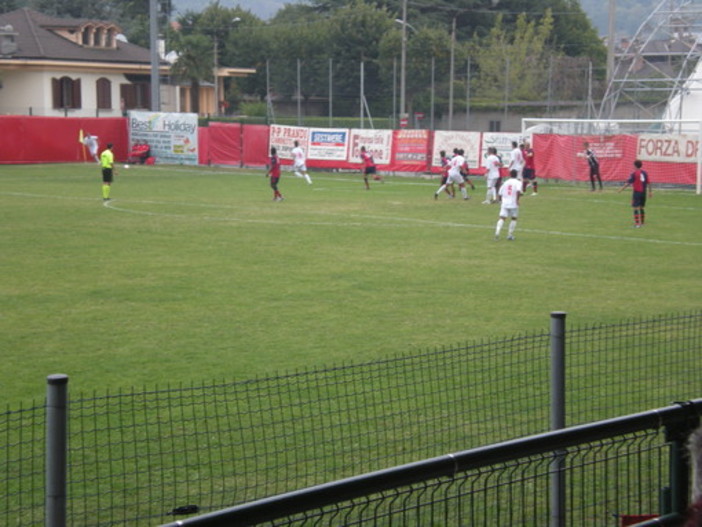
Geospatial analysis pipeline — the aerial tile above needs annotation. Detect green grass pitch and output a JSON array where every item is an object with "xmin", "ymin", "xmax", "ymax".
[{"xmin": 2, "ymin": 163, "xmax": 701, "ymax": 406}]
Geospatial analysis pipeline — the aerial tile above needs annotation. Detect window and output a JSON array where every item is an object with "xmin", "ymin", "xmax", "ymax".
[
  {"xmin": 489, "ymin": 120, "xmax": 501, "ymax": 132},
  {"xmin": 120, "ymin": 83, "xmax": 151, "ymax": 111},
  {"xmin": 52, "ymin": 76, "xmax": 81, "ymax": 109},
  {"xmin": 93, "ymin": 27, "xmax": 103, "ymax": 47},
  {"xmin": 96, "ymin": 78, "xmax": 111, "ymax": 109},
  {"xmin": 105, "ymin": 28, "xmax": 114, "ymax": 48},
  {"xmin": 81, "ymin": 27, "xmax": 90, "ymax": 46}
]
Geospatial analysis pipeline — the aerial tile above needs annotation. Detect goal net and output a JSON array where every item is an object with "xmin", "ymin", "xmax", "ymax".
[{"xmin": 521, "ymin": 118, "xmax": 702, "ymax": 193}]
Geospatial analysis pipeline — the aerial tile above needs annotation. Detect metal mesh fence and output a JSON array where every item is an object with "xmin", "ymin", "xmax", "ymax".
[
  {"xmin": 1, "ymin": 311, "xmax": 700, "ymax": 526},
  {"xmin": 254, "ymin": 56, "xmax": 602, "ymax": 129},
  {"xmin": 0, "ymin": 403, "xmax": 46, "ymax": 527},
  {"xmin": 241, "ymin": 430, "xmax": 668, "ymax": 527}
]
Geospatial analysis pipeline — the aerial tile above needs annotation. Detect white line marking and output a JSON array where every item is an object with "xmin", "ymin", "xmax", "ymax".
[{"xmin": 4, "ymin": 191, "xmax": 702, "ymax": 246}]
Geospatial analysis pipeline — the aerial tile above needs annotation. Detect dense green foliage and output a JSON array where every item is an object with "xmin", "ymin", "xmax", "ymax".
[{"xmin": 165, "ymin": 0, "xmax": 606, "ymax": 116}]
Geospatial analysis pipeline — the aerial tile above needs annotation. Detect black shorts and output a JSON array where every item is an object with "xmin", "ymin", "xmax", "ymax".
[
  {"xmin": 589, "ymin": 166, "xmax": 600, "ymax": 176},
  {"xmin": 523, "ymin": 168, "xmax": 535, "ymax": 180},
  {"xmin": 631, "ymin": 191, "xmax": 647, "ymax": 208},
  {"xmin": 102, "ymin": 168, "xmax": 113, "ymax": 183},
  {"xmin": 364, "ymin": 166, "xmax": 376, "ymax": 175}
]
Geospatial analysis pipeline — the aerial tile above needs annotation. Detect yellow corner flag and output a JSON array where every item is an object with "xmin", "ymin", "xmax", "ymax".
[{"xmin": 78, "ymin": 129, "xmax": 86, "ymax": 161}]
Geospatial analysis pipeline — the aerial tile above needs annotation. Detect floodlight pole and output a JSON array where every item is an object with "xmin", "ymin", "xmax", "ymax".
[
  {"xmin": 399, "ymin": 0, "xmax": 408, "ymax": 127},
  {"xmin": 149, "ymin": 0, "xmax": 160, "ymax": 111},
  {"xmin": 448, "ymin": 14, "xmax": 457, "ymax": 130}
]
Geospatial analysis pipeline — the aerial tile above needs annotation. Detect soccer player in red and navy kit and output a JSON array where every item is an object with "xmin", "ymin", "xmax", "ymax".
[
  {"xmin": 434, "ymin": 150, "xmax": 454, "ymax": 199},
  {"xmin": 522, "ymin": 140, "xmax": 537, "ymax": 195},
  {"xmin": 360, "ymin": 146, "xmax": 379, "ymax": 189},
  {"xmin": 618, "ymin": 159, "xmax": 652, "ymax": 227},
  {"xmin": 267, "ymin": 146, "xmax": 284, "ymax": 201}
]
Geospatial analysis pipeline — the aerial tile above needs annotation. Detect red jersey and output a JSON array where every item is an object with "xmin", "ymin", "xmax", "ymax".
[
  {"xmin": 361, "ymin": 151, "xmax": 375, "ymax": 168},
  {"xmin": 441, "ymin": 155, "xmax": 450, "ymax": 176},
  {"xmin": 628, "ymin": 169, "xmax": 650, "ymax": 193},
  {"xmin": 269, "ymin": 154, "xmax": 281, "ymax": 178},
  {"xmin": 523, "ymin": 148, "xmax": 535, "ymax": 170}
]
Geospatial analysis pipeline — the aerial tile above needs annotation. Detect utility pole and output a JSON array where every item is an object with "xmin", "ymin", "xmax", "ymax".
[
  {"xmin": 149, "ymin": 0, "xmax": 160, "ymax": 112},
  {"xmin": 399, "ymin": 0, "xmax": 408, "ymax": 127},
  {"xmin": 606, "ymin": 0, "xmax": 616, "ymax": 85}
]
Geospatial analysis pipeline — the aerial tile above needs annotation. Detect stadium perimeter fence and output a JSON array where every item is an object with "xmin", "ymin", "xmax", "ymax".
[{"xmin": 2, "ymin": 310, "xmax": 701, "ymax": 526}]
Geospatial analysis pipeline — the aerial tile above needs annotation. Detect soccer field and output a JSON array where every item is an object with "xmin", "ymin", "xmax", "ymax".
[{"xmin": 2, "ymin": 163, "xmax": 701, "ymax": 407}]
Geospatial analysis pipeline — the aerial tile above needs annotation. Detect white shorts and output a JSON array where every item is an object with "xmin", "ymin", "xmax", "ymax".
[
  {"xmin": 499, "ymin": 206, "xmax": 519, "ymax": 218},
  {"xmin": 294, "ymin": 163, "xmax": 307, "ymax": 172},
  {"xmin": 487, "ymin": 177, "xmax": 499, "ymax": 189},
  {"xmin": 447, "ymin": 171, "xmax": 464, "ymax": 185}
]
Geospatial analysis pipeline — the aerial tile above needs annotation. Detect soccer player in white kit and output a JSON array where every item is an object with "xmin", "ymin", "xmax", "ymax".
[
  {"xmin": 83, "ymin": 133, "xmax": 100, "ymax": 163},
  {"xmin": 482, "ymin": 146, "xmax": 502, "ymax": 204},
  {"xmin": 291, "ymin": 140, "xmax": 312, "ymax": 184},
  {"xmin": 435, "ymin": 148, "xmax": 470, "ymax": 200},
  {"xmin": 508, "ymin": 141, "xmax": 524, "ymax": 180},
  {"xmin": 495, "ymin": 169, "xmax": 523, "ymax": 241}
]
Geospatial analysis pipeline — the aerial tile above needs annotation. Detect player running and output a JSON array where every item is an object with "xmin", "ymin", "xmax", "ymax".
[
  {"xmin": 360, "ymin": 146, "xmax": 380, "ymax": 189},
  {"xmin": 291, "ymin": 140, "xmax": 312, "ymax": 184},
  {"xmin": 434, "ymin": 150, "xmax": 454, "ymax": 199}
]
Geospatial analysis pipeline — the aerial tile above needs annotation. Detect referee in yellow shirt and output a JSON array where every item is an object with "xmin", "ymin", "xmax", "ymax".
[{"xmin": 100, "ymin": 143, "xmax": 115, "ymax": 201}]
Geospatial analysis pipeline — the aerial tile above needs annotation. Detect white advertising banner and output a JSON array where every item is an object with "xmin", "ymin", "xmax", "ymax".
[
  {"xmin": 480, "ymin": 132, "xmax": 522, "ymax": 166},
  {"xmin": 307, "ymin": 128, "xmax": 349, "ymax": 160},
  {"xmin": 127, "ymin": 111, "xmax": 198, "ymax": 165},
  {"xmin": 348, "ymin": 129, "xmax": 393, "ymax": 164},
  {"xmin": 269, "ymin": 125, "xmax": 309, "ymax": 159},
  {"xmin": 432, "ymin": 131, "xmax": 482, "ymax": 168},
  {"xmin": 637, "ymin": 134, "xmax": 699, "ymax": 163}
]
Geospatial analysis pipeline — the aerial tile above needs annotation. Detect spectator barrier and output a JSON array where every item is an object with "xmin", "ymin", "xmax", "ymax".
[{"xmin": 0, "ymin": 116, "xmax": 696, "ymax": 185}]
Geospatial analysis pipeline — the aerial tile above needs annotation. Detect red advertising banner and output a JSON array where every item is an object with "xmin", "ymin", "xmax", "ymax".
[
  {"xmin": 393, "ymin": 129, "xmax": 430, "ymax": 171},
  {"xmin": 0, "ymin": 116, "xmax": 128, "ymax": 164},
  {"xmin": 207, "ymin": 122, "xmax": 242, "ymax": 166},
  {"xmin": 242, "ymin": 124, "xmax": 270, "ymax": 167}
]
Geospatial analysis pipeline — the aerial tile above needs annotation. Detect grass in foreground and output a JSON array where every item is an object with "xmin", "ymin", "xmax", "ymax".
[{"xmin": 2, "ymin": 163, "xmax": 701, "ymax": 406}]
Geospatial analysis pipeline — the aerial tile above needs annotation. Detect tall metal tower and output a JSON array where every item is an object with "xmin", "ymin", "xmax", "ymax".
[{"xmin": 598, "ymin": 0, "xmax": 702, "ymax": 120}]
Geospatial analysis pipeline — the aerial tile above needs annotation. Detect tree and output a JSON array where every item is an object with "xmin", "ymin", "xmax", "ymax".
[
  {"xmin": 170, "ymin": 33, "xmax": 213, "ymax": 114},
  {"xmin": 471, "ymin": 11, "xmax": 555, "ymax": 101},
  {"xmin": 28, "ymin": 0, "xmax": 117, "ymax": 19},
  {"xmin": 325, "ymin": 1, "xmax": 395, "ymax": 115},
  {"xmin": 265, "ymin": 5, "xmax": 332, "ymax": 105},
  {"xmin": 0, "ymin": 0, "xmax": 18, "ymax": 12}
]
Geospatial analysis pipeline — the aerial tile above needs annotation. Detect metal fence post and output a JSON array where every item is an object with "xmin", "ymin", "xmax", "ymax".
[
  {"xmin": 46, "ymin": 374, "xmax": 68, "ymax": 527},
  {"xmin": 550, "ymin": 312, "xmax": 567, "ymax": 527}
]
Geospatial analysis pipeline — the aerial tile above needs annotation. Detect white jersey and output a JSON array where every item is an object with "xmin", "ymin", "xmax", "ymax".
[
  {"xmin": 447, "ymin": 154, "xmax": 466, "ymax": 184},
  {"xmin": 498, "ymin": 177, "xmax": 522, "ymax": 208},
  {"xmin": 83, "ymin": 135, "xmax": 98, "ymax": 155},
  {"xmin": 509, "ymin": 147, "xmax": 524, "ymax": 172},
  {"xmin": 484, "ymin": 154, "xmax": 501, "ymax": 179},
  {"xmin": 448, "ymin": 154, "xmax": 465, "ymax": 176},
  {"xmin": 291, "ymin": 146, "xmax": 306, "ymax": 168}
]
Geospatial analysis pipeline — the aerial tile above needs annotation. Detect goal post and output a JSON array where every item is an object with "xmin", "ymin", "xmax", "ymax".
[{"xmin": 521, "ymin": 118, "xmax": 702, "ymax": 194}]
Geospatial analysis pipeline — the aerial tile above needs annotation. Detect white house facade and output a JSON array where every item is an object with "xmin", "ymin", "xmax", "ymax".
[{"xmin": 0, "ymin": 8, "xmax": 178, "ymax": 117}]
